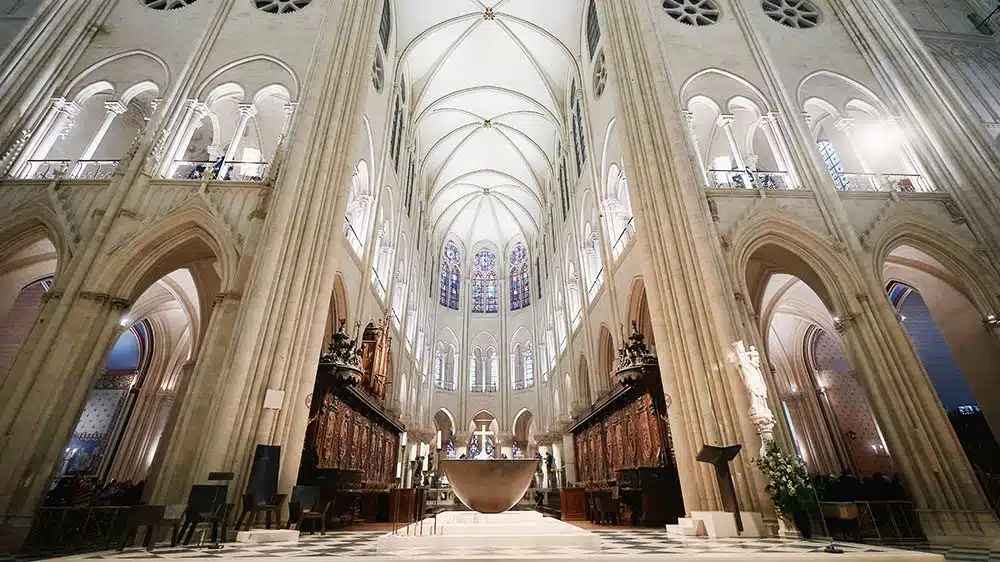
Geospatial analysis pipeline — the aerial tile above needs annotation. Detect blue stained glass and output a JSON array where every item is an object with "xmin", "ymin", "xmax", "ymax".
[
  {"xmin": 439, "ymin": 240, "xmax": 461, "ymax": 310},
  {"xmin": 509, "ymin": 243, "xmax": 530, "ymax": 311},
  {"xmin": 472, "ymin": 249, "xmax": 498, "ymax": 313}
]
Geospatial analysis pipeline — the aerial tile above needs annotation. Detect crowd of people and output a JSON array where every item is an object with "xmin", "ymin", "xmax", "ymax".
[
  {"xmin": 44, "ymin": 475, "xmax": 145, "ymax": 507},
  {"xmin": 812, "ymin": 472, "xmax": 909, "ymax": 503}
]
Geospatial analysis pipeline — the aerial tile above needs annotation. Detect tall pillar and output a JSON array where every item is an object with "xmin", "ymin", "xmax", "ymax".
[
  {"xmin": 600, "ymin": 0, "xmax": 772, "ymax": 517},
  {"xmin": 0, "ymin": 292, "xmax": 130, "ymax": 547},
  {"xmin": 165, "ymin": 0, "xmax": 386, "ymax": 508}
]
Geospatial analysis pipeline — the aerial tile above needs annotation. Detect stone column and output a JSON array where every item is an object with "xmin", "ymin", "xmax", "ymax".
[
  {"xmin": 759, "ymin": 113, "xmax": 798, "ymax": 187},
  {"xmin": 16, "ymin": 98, "xmax": 78, "ymax": 177},
  {"xmin": 600, "ymin": 0, "xmax": 770, "ymax": 517},
  {"xmin": 0, "ymin": 292, "xmax": 130, "ymax": 546},
  {"xmin": 146, "ymin": 293, "xmax": 242, "ymax": 504},
  {"xmin": 560, "ymin": 433, "xmax": 576, "ymax": 486},
  {"xmin": 219, "ymin": 103, "xmax": 257, "ymax": 178},
  {"xmin": 218, "ymin": 0, "xmax": 386, "ymax": 482},
  {"xmin": 163, "ymin": 101, "xmax": 210, "ymax": 179},
  {"xmin": 72, "ymin": 100, "xmax": 127, "ymax": 176},
  {"xmin": 834, "ymin": 118, "xmax": 879, "ymax": 189},
  {"xmin": 717, "ymin": 114, "xmax": 751, "ymax": 187},
  {"xmin": 682, "ymin": 110, "xmax": 711, "ymax": 186}
]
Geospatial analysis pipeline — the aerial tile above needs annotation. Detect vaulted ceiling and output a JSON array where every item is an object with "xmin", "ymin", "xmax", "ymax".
[{"xmin": 396, "ymin": 0, "xmax": 583, "ymax": 251}]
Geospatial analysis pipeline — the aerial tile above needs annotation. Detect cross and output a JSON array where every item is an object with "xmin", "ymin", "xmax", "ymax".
[{"xmin": 473, "ymin": 423, "xmax": 494, "ymax": 456}]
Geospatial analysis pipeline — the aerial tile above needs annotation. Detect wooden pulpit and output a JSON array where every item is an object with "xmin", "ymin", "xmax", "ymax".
[{"xmin": 696, "ymin": 444, "xmax": 743, "ymax": 533}]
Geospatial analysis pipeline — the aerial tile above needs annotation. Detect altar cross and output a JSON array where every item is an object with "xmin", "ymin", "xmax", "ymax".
[{"xmin": 473, "ymin": 423, "xmax": 494, "ymax": 456}]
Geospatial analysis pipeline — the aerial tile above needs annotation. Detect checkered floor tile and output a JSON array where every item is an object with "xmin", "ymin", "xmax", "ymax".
[{"xmin": 4, "ymin": 529, "xmax": 997, "ymax": 560}]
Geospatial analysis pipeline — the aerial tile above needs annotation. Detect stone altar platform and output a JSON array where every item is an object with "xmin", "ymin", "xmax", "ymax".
[{"xmin": 374, "ymin": 510, "xmax": 601, "ymax": 553}]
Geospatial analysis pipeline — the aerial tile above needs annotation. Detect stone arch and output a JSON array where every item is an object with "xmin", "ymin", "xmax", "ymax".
[
  {"xmin": 65, "ymin": 50, "xmax": 170, "ymax": 102},
  {"xmin": 729, "ymin": 213, "xmax": 859, "ymax": 315},
  {"xmin": 96, "ymin": 203, "xmax": 239, "ymax": 302},
  {"xmin": 598, "ymin": 324, "xmax": 615, "ymax": 383},
  {"xmin": 322, "ymin": 274, "xmax": 350, "ymax": 346},
  {"xmin": 625, "ymin": 276, "xmax": 653, "ymax": 348},
  {"xmin": 195, "ymin": 55, "xmax": 300, "ymax": 102},
  {"xmin": 868, "ymin": 216, "xmax": 997, "ymax": 313},
  {"xmin": 0, "ymin": 204, "xmax": 71, "ymax": 282},
  {"xmin": 577, "ymin": 354, "xmax": 592, "ymax": 407}
]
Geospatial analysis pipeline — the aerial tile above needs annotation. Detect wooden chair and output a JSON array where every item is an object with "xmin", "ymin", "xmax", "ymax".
[
  {"xmin": 596, "ymin": 493, "xmax": 622, "ymax": 525},
  {"xmin": 286, "ymin": 486, "xmax": 330, "ymax": 535},
  {"xmin": 115, "ymin": 505, "xmax": 165, "ymax": 551},
  {"xmin": 235, "ymin": 493, "xmax": 288, "ymax": 531},
  {"xmin": 179, "ymin": 502, "xmax": 230, "ymax": 545}
]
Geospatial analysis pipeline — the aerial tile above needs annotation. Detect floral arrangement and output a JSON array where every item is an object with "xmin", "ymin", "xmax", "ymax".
[
  {"xmin": 753, "ymin": 440, "xmax": 815, "ymax": 520},
  {"xmin": 320, "ymin": 322, "xmax": 362, "ymax": 366}
]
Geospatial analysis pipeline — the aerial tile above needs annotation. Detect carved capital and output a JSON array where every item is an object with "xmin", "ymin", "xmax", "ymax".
[
  {"xmin": 79, "ymin": 291, "xmax": 131, "ymax": 310},
  {"xmin": 237, "ymin": 103, "xmax": 258, "ymax": 118},
  {"xmin": 213, "ymin": 291, "xmax": 243, "ymax": 307},
  {"xmin": 41, "ymin": 290, "xmax": 63, "ymax": 304},
  {"xmin": 716, "ymin": 114, "xmax": 735, "ymax": 128},
  {"xmin": 104, "ymin": 101, "xmax": 128, "ymax": 116}
]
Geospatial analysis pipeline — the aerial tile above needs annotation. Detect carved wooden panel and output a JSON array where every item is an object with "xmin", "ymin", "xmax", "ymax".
[
  {"xmin": 572, "ymin": 391, "xmax": 673, "ymax": 485},
  {"xmin": 309, "ymin": 391, "xmax": 400, "ymax": 486}
]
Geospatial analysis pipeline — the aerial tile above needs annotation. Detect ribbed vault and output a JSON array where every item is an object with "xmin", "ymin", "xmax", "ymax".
[{"xmin": 397, "ymin": 0, "xmax": 583, "ymax": 248}]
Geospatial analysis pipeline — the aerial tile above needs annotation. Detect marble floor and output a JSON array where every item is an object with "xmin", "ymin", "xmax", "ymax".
[{"xmin": 8, "ymin": 528, "xmax": 995, "ymax": 561}]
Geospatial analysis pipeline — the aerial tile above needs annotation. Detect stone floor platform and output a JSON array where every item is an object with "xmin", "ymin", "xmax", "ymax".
[
  {"xmin": 375, "ymin": 510, "xmax": 601, "ymax": 552},
  {"xmin": 31, "ymin": 527, "xmax": 963, "ymax": 561}
]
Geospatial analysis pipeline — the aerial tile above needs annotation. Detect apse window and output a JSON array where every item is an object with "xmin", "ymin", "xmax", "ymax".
[
  {"xmin": 662, "ymin": 0, "xmax": 721, "ymax": 26},
  {"xmin": 254, "ymin": 0, "xmax": 312, "ymax": 14},
  {"xmin": 761, "ymin": 0, "xmax": 821, "ymax": 28},
  {"xmin": 141, "ymin": 0, "xmax": 197, "ymax": 9}
]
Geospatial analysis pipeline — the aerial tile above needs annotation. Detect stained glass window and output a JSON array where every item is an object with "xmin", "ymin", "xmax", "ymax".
[
  {"xmin": 509, "ymin": 243, "xmax": 530, "ymax": 311},
  {"xmin": 439, "ymin": 240, "xmax": 461, "ymax": 310},
  {"xmin": 471, "ymin": 249, "xmax": 498, "ymax": 313}
]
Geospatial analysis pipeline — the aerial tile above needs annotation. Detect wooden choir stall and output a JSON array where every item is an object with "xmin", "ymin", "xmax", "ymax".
[
  {"xmin": 569, "ymin": 383, "xmax": 685, "ymax": 526},
  {"xmin": 297, "ymin": 320, "xmax": 412, "ymax": 526}
]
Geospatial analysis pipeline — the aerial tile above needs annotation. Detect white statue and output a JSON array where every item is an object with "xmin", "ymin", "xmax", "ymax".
[{"xmin": 732, "ymin": 340, "xmax": 775, "ymax": 447}]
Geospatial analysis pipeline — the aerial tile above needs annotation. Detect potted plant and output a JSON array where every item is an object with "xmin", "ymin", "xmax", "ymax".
[
  {"xmin": 753, "ymin": 440, "xmax": 816, "ymax": 538},
  {"xmin": 319, "ymin": 322, "xmax": 363, "ymax": 385}
]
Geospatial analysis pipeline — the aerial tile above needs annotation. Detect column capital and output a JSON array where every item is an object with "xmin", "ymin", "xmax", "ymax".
[
  {"xmin": 56, "ymin": 100, "xmax": 81, "ymax": 118},
  {"xmin": 238, "ymin": 103, "xmax": 258, "ymax": 118},
  {"xmin": 834, "ymin": 117, "xmax": 855, "ymax": 132},
  {"xmin": 716, "ymin": 114, "xmax": 735, "ymax": 127},
  {"xmin": 282, "ymin": 101, "xmax": 298, "ymax": 115},
  {"xmin": 104, "ymin": 100, "xmax": 128, "ymax": 115},
  {"xmin": 190, "ymin": 101, "xmax": 211, "ymax": 119}
]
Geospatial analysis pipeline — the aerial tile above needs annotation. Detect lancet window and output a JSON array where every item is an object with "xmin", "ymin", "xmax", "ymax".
[
  {"xmin": 439, "ymin": 240, "xmax": 461, "ymax": 310},
  {"xmin": 471, "ymin": 249, "xmax": 498, "ymax": 313},
  {"xmin": 509, "ymin": 243, "xmax": 530, "ymax": 311}
]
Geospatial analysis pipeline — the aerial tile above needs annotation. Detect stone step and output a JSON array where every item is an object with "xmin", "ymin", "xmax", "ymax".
[{"xmin": 665, "ymin": 517, "xmax": 705, "ymax": 536}]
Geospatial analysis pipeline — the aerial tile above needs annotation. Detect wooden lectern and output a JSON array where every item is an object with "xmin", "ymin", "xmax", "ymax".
[{"xmin": 696, "ymin": 444, "xmax": 743, "ymax": 533}]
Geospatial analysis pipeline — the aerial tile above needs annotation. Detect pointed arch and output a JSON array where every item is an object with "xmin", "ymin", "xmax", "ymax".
[
  {"xmin": 97, "ymin": 203, "xmax": 239, "ymax": 302},
  {"xmin": 0, "ymin": 204, "xmax": 71, "ymax": 282}
]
